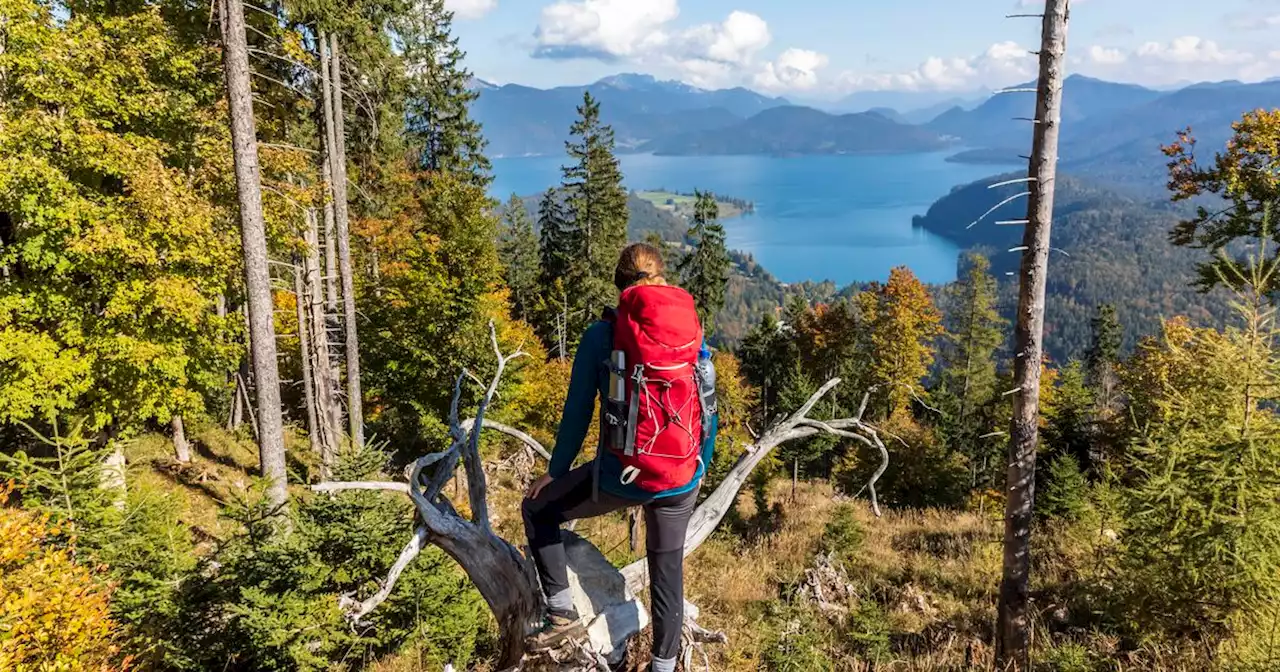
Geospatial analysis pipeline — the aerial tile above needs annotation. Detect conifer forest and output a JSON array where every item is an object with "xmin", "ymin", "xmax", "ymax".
[{"xmin": 2, "ymin": 0, "xmax": 1280, "ymax": 670}]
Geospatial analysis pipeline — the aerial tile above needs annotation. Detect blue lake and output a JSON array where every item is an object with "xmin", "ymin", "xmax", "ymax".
[{"xmin": 490, "ymin": 153, "xmax": 1001, "ymax": 286}]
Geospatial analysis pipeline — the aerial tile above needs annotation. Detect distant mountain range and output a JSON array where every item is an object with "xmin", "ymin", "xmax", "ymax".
[
  {"xmin": 471, "ymin": 73, "xmax": 789, "ymax": 157},
  {"xmin": 470, "ymin": 72, "xmax": 1280, "ymax": 190},
  {"xmin": 640, "ymin": 106, "xmax": 951, "ymax": 156}
]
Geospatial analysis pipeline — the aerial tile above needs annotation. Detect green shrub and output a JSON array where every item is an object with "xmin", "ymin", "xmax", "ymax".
[
  {"xmin": 760, "ymin": 601, "xmax": 834, "ymax": 672},
  {"xmin": 834, "ymin": 414, "xmax": 969, "ymax": 509},
  {"xmin": 1038, "ymin": 453, "xmax": 1090, "ymax": 523},
  {"xmin": 1034, "ymin": 641, "xmax": 1097, "ymax": 672},
  {"xmin": 820, "ymin": 504, "xmax": 864, "ymax": 567},
  {"xmin": 844, "ymin": 600, "xmax": 891, "ymax": 663}
]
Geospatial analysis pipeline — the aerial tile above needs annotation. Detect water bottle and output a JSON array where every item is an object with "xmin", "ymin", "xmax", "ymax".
[
  {"xmin": 608, "ymin": 350, "xmax": 627, "ymax": 450},
  {"xmin": 695, "ymin": 345, "xmax": 717, "ymax": 434}
]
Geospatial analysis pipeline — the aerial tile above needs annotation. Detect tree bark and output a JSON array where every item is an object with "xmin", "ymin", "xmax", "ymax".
[
  {"xmin": 172, "ymin": 414, "xmax": 191, "ymax": 464},
  {"xmin": 318, "ymin": 36, "xmax": 340, "ymax": 315},
  {"xmin": 294, "ymin": 257, "xmax": 319, "ymax": 452},
  {"xmin": 324, "ymin": 32, "xmax": 364, "ymax": 448},
  {"xmin": 305, "ymin": 206, "xmax": 342, "ymax": 473},
  {"xmin": 998, "ymin": 2, "xmax": 1070, "ymax": 669},
  {"xmin": 219, "ymin": 0, "xmax": 288, "ymax": 511}
]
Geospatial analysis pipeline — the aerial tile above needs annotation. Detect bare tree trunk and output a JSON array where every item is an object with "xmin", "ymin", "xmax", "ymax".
[
  {"xmin": 324, "ymin": 32, "xmax": 364, "ymax": 448},
  {"xmin": 318, "ymin": 37, "xmax": 340, "ymax": 315},
  {"xmin": 305, "ymin": 206, "xmax": 342, "ymax": 473},
  {"xmin": 997, "ymin": 2, "xmax": 1070, "ymax": 669},
  {"xmin": 229, "ymin": 302, "xmax": 249, "ymax": 430},
  {"xmin": 219, "ymin": 0, "xmax": 288, "ymax": 511},
  {"xmin": 172, "ymin": 414, "xmax": 192, "ymax": 463},
  {"xmin": 294, "ymin": 258, "xmax": 319, "ymax": 452}
]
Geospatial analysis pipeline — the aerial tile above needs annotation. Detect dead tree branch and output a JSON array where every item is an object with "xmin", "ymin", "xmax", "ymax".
[{"xmin": 314, "ymin": 351, "xmax": 882, "ymax": 668}]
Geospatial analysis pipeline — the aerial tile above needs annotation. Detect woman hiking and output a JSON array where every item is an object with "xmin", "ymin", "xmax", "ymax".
[{"xmin": 522, "ymin": 242, "xmax": 718, "ymax": 672}]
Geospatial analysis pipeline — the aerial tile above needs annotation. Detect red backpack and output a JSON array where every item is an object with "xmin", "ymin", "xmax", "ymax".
[{"xmin": 602, "ymin": 284, "xmax": 705, "ymax": 492}]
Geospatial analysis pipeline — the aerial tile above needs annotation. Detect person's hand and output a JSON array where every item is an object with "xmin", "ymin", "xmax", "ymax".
[{"xmin": 527, "ymin": 473, "xmax": 554, "ymax": 500}]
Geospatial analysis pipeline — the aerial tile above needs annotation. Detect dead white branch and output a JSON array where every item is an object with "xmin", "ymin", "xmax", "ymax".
[{"xmin": 314, "ymin": 347, "xmax": 882, "ymax": 668}]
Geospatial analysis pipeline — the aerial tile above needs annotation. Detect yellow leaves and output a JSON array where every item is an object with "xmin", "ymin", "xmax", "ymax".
[
  {"xmin": 0, "ymin": 486, "xmax": 125, "ymax": 672},
  {"xmin": 0, "ymin": 328, "xmax": 94, "ymax": 425},
  {"xmin": 865, "ymin": 267, "xmax": 944, "ymax": 416}
]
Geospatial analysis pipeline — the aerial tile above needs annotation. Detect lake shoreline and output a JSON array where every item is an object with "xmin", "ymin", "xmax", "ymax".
[{"xmin": 492, "ymin": 152, "xmax": 998, "ymax": 286}]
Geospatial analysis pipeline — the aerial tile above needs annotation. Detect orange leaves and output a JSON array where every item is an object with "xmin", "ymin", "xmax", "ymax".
[{"xmin": 0, "ymin": 486, "xmax": 126, "ymax": 671}]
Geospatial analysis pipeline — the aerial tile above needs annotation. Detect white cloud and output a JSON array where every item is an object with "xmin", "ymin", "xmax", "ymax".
[
  {"xmin": 530, "ymin": 1, "xmax": 824, "ymax": 92},
  {"xmin": 677, "ymin": 11, "xmax": 771, "ymax": 66},
  {"xmin": 1136, "ymin": 36, "xmax": 1252, "ymax": 65},
  {"xmin": 1226, "ymin": 12, "xmax": 1280, "ymax": 31},
  {"xmin": 445, "ymin": 0, "xmax": 497, "ymax": 20},
  {"xmin": 1078, "ymin": 37, "xmax": 1280, "ymax": 86},
  {"xmin": 835, "ymin": 41, "xmax": 1035, "ymax": 93},
  {"xmin": 533, "ymin": 0, "xmax": 679, "ymax": 60},
  {"xmin": 1086, "ymin": 45, "xmax": 1127, "ymax": 65},
  {"xmin": 754, "ymin": 49, "xmax": 830, "ymax": 92}
]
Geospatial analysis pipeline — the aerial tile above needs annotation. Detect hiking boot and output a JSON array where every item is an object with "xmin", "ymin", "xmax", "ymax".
[{"xmin": 525, "ymin": 609, "xmax": 587, "ymax": 650}]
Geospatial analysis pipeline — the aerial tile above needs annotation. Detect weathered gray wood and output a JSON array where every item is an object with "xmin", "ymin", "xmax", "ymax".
[
  {"xmin": 318, "ymin": 36, "xmax": 340, "ymax": 314},
  {"xmin": 315, "ymin": 364, "xmax": 886, "ymax": 668},
  {"xmin": 172, "ymin": 414, "xmax": 191, "ymax": 464},
  {"xmin": 305, "ymin": 207, "xmax": 342, "ymax": 472},
  {"xmin": 219, "ymin": 0, "xmax": 287, "ymax": 510},
  {"xmin": 324, "ymin": 32, "xmax": 363, "ymax": 448},
  {"xmin": 293, "ymin": 257, "xmax": 319, "ymax": 452},
  {"xmin": 998, "ymin": 1, "xmax": 1070, "ymax": 669}
]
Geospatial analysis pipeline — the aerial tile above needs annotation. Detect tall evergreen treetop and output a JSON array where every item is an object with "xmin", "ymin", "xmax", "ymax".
[
  {"xmin": 537, "ymin": 189, "xmax": 574, "ymax": 289},
  {"xmin": 941, "ymin": 253, "xmax": 1006, "ymax": 409},
  {"xmin": 677, "ymin": 190, "xmax": 732, "ymax": 334},
  {"xmin": 396, "ymin": 0, "xmax": 491, "ymax": 187},
  {"xmin": 498, "ymin": 194, "xmax": 539, "ymax": 322},
  {"xmin": 562, "ymin": 91, "xmax": 627, "ymax": 313},
  {"xmin": 1085, "ymin": 303, "xmax": 1122, "ymax": 408}
]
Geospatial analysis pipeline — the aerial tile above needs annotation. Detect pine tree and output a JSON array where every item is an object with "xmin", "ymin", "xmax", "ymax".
[
  {"xmin": 562, "ymin": 92, "xmax": 627, "ymax": 314},
  {"xmin": 1085, "ymin": 303, "xmax": 1122, "ymax": 409},
  {"xmin": 740, "ymin": 313, "xmax": 790, "ymax": 424},
  {"xmin": 396, "ymin": 0, "xmax": 491, "ymax": 187},
  {"xmin": 535, "ymin": 189, "xmax": 579, "ymax": 355},
  {"xmin": 938, "ymin": 254, "xmax": 1006, "ymax": 462},
  {"xmin": 498, "ymin": 194, "xmax": 540, "ymax": 322},
  {"xmin": 677, "ymin": 191, "xmax": 732, "ymax": 333},
  {"xmin": 538, "ymin": 189, "xmax": 574, "ymax": 285}
]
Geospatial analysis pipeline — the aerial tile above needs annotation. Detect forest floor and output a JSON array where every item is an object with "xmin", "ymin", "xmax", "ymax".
[{"xmin": 122, "ymin": 431, "xmax": 1190, "ymax": 671}]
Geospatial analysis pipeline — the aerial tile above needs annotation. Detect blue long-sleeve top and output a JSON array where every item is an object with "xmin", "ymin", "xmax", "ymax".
[{"xmin": 547, "ymin": 319, "xmax": 714, "ymax": 500}]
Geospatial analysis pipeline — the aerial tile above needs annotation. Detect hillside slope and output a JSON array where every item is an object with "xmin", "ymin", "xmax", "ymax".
[{"xmin": 913, "ymin": 174, "xmax": 1230, "ymax": 359}]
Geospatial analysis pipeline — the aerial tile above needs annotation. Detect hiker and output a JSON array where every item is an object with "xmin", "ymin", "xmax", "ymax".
[{"xmin": 522, "ymin": 242, "xmax": 718, "ymax": 671}]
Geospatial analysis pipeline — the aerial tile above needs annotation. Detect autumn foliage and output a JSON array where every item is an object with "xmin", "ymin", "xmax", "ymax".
[{"xmin": 0, "ymin": 486, "xmax": 125, "ymax": 671}]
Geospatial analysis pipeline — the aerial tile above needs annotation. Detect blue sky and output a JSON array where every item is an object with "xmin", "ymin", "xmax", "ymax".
[{"xmin": 444, "ymin": 0, "xmax": 1280, "ymax": 98}]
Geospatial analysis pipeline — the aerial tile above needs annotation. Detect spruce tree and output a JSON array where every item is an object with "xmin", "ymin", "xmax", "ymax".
[
  {"xmin": 562, "ymin": 92, "xmax": 627, "ymax": 314},
  {"xmin": 938, "ymin": 254, "xmax": 1006, "ymax": 462},
  {"xmin": 498, "ymin": 194, "xmax": 540, "ymax": 322},
  {"xmin": 677, "ymin": 191, "xmax": 732, "ymax": 333},
  {"xmin": 1085, "ymin": 303, "xmax": 1122, "ymax": 407},
  {"xmin": 535, "ymin": 189, "xmax": 580, "ymax": 355},
  {"xmin": 397, "ymin": 0, "xmax": 491, "ymax": 187}
]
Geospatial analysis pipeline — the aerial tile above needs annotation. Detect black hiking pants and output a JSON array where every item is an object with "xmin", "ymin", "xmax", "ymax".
[{"xmin": 522, "ymin": 464, "xmax": 699, "ymax": 661}]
